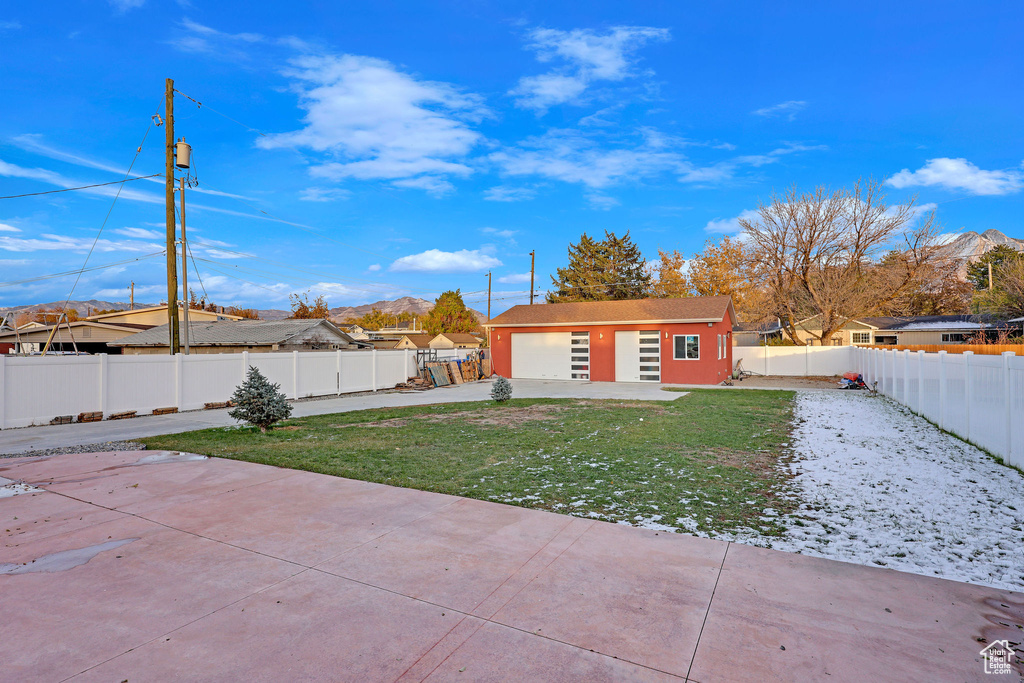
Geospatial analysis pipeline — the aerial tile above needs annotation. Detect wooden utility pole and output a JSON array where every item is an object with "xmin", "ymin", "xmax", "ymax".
[
  {"xmin": 129, "ymin": 281, "xmax": 134, "ymax": 310},
  {"xmin": 529, "ymin": 250, "xmax": 535, "ymax": 304},
  {"xmin": 180, "ymin": 175, "xmax": 189, "ymax": 354},
  {"xmin": 989, "ymin": 261, "xmax": 994, "ymax": 291},
  {"xmin": 165, "ymin": 78, "xmax": 180, "ymax": 355}
]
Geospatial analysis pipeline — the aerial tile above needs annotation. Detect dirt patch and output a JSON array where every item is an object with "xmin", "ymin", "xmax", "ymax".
[
  {"xmin": 731, "ymin": 375, "xmax": 843, "ymax": 390},
  {"xmin": 276, "ymin": 426, "xmax": 303, "ymax": 431},
  {"xmin": 332, "ymin": 404, "xmax": 576, "ymax": 430}
]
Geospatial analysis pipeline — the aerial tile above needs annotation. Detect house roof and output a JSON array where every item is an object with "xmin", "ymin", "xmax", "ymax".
[
  {"xmin": 859, "ymin": 314, "xmax": 1009, "ymax": 331},
  {"xmin": 369, "ymin": 339, "xmax": 400, "ymax": 349},
  {"xmin": 733, "ymin": 321, "xmax": 782, "ymax": 333},
  {"xmin": 86, "ymin": 305, "xmax": 244, "ymax": 322},
  {"xmin": 398, "ymin": 334, "xmax": 435, "ymax": 348},
  {"xmin": 109, "ymin": 319, "xmax": 354, "ymax": 347},
  {"xmin": 486, "ymin": 296, "xmax": 736, "ymax": 328},
  {"xmin": 435, "ymin": 333, "xmax": 482, "ymax": 343},
  {"xmin": 0, "ymin": 320, "xmax": 154, "ymax": 341}
]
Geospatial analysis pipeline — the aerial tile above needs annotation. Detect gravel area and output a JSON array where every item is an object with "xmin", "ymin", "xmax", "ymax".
[
  {"xmin": 731, "ymin": 375, "xmax": 843, "ymax": 390},
  {"xmin": 0, "ymin": 441, "xmax": 148, "ymax": 459}
]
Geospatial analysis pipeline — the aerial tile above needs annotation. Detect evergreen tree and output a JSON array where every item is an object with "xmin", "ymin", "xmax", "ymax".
[
  {"xmin": 967, "ymin": 245, "xmax": 1023, "ymax": 291},
  {"xmin": 548, "ymin": 231, "xmax": 651, "ymax": 303},
  {"xmin": 228, "ymin": 366, "xmax": 293, "ymax": 433},
  {"xmin": 423, "ymin": 290, "xmax": 478, "ymax": 334},
  {"xmin": 491, "ymin": 376, "xmax": 513, "ymax": 402}
]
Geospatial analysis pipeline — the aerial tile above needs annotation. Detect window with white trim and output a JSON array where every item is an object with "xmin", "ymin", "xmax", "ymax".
[
  {"xmin": 673, "ymin": 334, "xmax": 699, "ymax": 360},
  {"xmin": 851, "ymin": 332, "xmax": 871, "ymax": 344},
  {"xmin": 716, "ymin": 334, "xmax": 722, "ymax": 359}
]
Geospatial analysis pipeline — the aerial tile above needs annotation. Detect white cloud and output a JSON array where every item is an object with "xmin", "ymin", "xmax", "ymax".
[
  {"xmin": 483, "ymin": 185, "xmax": 537, "ymax": 202},
  {"xmin": 886, "ymin": 158, "xmax": 1024, "ymax": 196},
  {"xmin": 511, "ymin": 26, "xmax": 670, "ymax": 112},
  {"xmin": 491, "ymin": 128, "xmax": 686, "ymax": 189},
  {"xmin": 299, "ymin": 187, "xmax": 351, "ymax": 202},
  {"xmin": 389, "ymin": 248, "xmax": 502, "ymax": 273},
  {"xmin": 367, "ymin": 264, "xmax": 381, "ymax": 272},
  {"xmin": 115, "ymin": 227, "xmax": 163, "ymax": 239},
  {"xmin": 586, "ymin": 194, "xmax": 620, "ymax": 210},
  {"xmin": 259, "ymin": 54, "xmax": 486, "ymax": 194},
  {"xmin": 0, "ymin": 232, "xmax": 163, "ymax": 253},
  {"xmin": 480, "ymin": 227, "xmax": 518, "ymax": 241},
  {"xmin": 704, "ymin": 209, "xmax": 761, "ymax": 234},
  {"xmin": 109, "ymin": 0, "xmax": 146, "ymax": 11},
  {"xmin": 0, "ymin": 223, "xmax": 21, "ymax": 233},
  {"xmin": 498, "ymin": 272, "xmax": 532, "ymax": 284},
  {"xmin": 752, "ymin": 100, "xmax": 807, "ymax": 120}
]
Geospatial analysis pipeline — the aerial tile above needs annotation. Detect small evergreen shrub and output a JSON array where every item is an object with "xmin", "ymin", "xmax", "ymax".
[
  {"xmin": 491, "ymin": 376, "xmax": 513, "ymax": 403},
  {"xmin": 228, "ymin": 366, "xmax": 293, "ymax": 433}
]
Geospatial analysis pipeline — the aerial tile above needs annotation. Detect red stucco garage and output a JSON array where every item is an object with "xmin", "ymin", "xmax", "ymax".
[{"xmin": 486, "ymin": 296, "xmax": 736, "ymax": 385}]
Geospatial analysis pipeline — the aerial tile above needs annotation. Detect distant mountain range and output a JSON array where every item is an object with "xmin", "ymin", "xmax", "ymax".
[
  {"xmin": 939, "ymin": 228, "xmax": 1024, "ymax": 261},
  {"xmin": 1, "ymin": 299, "xmax": 156, "ymax": 320}
]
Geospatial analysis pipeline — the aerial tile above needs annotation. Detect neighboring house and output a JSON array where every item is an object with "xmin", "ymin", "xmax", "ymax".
[
  {"xmin": 485, "ymin": 296, "xmax": 736, "ymax": 385},
  {"xmin": 392, "ymin": 334, "xmax": 435, "ymax": 350},
  {"xmin": 793, "ymin": 314, "xmax": 1019, "ymax": 346},
  {"xmin": 0, "ymin": 321, "xmax": 154, "ymax": 354},
  {"xmin": 110, "ymin": 319, "xmax": 364, "ymax": 355},
  {"xmin": 732, "ymin": 321, "xmax": 783, "ymax": 346},
  {"xmin": 368, "ymin": 339, "xmax": 400, "ymax": 350},
  {"xmin": 86, "ymin": 305, "xmax": 244, "ymax": 326},
  {"xmin": 339, "ymin": 324, "xmax": 372, "ymax": 341},
  {"xmin": 429, "ymin": 333, "xmax": 483, "ymax": 349}
]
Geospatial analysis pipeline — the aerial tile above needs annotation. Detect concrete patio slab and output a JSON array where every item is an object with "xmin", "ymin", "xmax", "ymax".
[{"xmin": 1, "ymin": 450, "xmax": 1020, "ymax": 682}]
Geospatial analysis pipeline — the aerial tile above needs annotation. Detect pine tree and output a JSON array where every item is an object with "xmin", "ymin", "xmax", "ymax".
[
  {"xmin": 228, "ymin": 366, "xmax": 293, "ymax": 433},
  {"xmin": 491, "ymin": 376, "xmax": 513, "ymax": 402},
  {"xmin": 548, "ymin": 231, "xmax": 650, "ymax": 302}
]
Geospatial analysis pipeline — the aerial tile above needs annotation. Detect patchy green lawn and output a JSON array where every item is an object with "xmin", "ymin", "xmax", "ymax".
[{"xmin": 142, "ymin": 389, "xmax": 797, "ymax": 538}]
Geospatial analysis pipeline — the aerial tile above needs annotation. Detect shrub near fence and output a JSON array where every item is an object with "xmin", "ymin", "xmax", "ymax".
[
  {"xmin": 864, "ymin": 344, "xmax": 1023, "ymax": 356},
  {"xmin": 856, "ymin": 347, "xmax": 1024, "ymax": 469},
  {"xmin": 0, "ymin": 349, "xmax": 422, "ymax": 430}
]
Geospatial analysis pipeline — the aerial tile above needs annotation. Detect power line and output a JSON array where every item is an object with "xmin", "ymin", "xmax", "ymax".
[
  {"xmin": 52, "ymin": 121, "xmax": 155, "ymax": 330},
  {"xmin": 174, "ymin": 88, "xmax": 269, "ymax": 137},
  {"xmin": 0, "ymin": 253, "xmax": 164, "ymax": 289},
  {"xmin": 0, "ymin": 174, "xmax": 163, "ymax": 200}
]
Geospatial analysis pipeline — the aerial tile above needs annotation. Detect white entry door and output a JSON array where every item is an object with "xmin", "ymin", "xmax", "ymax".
[
  {"xmin": 615, "ymin": 330, "xmax": 661, "ymax": 382},
  {"xmin": 511, "ymin": 332, "xmax": 572, "ymax": 380}
]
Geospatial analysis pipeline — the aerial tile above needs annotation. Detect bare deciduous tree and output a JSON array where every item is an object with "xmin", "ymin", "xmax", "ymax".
[{"xmin": 741, "ymin": 179, "xmax": 941, "ymax": 345}]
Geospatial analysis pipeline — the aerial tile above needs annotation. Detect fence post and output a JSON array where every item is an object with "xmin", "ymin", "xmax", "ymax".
[
  {"xmin": 404, "ymin": 348, "xmax": 410, "ymax": 380},
  {"xmin": 902, "ymin": 349, "xmax": 910, "ymax": 405},
  {"xmin": 764, "ymin": 347, "xmax": 770, "ymax": 376},
  {"xmin": 241, "ymin": 350, "xmax": 249, "ymax": 382},
  {"xmin": 916, "ymin": 350, "xmax": 925, "ymax": 413},
  {"xmin": 938, "ymin": 350, "xmax": 947, "ymax": 430},
  {"xmin": 292, "ymin": 350, "xmax": 299, "ymax": 400},
  {"xmin": 99, "ymin": 354, "xmax": 109, "ymax": 416},
  {"xmin": 336, "ymin": 349, "xmax": 342, "ymax": 395},
  {"xmin": 372, "ymin": 349, "xmax": 378, "ymax": 391},
  {"xmin": 1003, "ymin": 351, "xmax": 1014, "ymax": 461},
  {"xmin": 964, "ymin": 351, "xmax": 973, "ymax": 442},
  {"xmin": 0, "ymin": 354, "xmax": 6, "ymax": 430},
  {"xmin": 175, "ymin": 353, "xmax": 183, "ymax": 410}
]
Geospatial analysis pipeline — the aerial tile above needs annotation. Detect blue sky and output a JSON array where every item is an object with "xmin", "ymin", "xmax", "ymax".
[{"xmin": 1, "ymin": 1, "xmax": 1022, "ymax": 315}]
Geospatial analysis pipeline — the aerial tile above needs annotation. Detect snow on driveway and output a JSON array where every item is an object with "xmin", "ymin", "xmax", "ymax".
[{"xmin": 771, "ymin": 391, "xmax": 1024, "ymax": 592}]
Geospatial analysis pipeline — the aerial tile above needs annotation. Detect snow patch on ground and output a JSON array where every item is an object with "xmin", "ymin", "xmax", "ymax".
[
  {"xmin": 771, "ymin": 391, "xmax": 1024, "ymax": 592},
  {"xmin": 0, "ymin": 477, "xmax": 42, "ymax": 498}
]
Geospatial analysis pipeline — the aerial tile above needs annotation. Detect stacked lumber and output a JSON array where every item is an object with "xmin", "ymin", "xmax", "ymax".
[
  {"xmin": 77, "ymin": 411, "xmax": 103, "ymax": 423},
  {"xmin": 204, "ymin": 401, "xmax": 232, "ymax": 410},
  {"xmin": 50, "ymin": 415, "xmax": 73, "ymax": 425},
  {"xmin": 152, "ymin": 407, "xmax": 179, "ymax": 415},
  {"xmin": 109, "ymin": 410, "xmax": 137, "ymax": 420},
  {"xmin": 394, "ymin": 377, "xmax": 432, "ymax": 392}
]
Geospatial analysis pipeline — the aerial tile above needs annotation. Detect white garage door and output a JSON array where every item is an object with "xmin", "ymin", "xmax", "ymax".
[
  {"xmin": 615, "ymin": 330, "xmax": 661, "ymax": 382},
  {"xmin": 511, "ymin": 332, "xmax": 573, "ymax": 380}
]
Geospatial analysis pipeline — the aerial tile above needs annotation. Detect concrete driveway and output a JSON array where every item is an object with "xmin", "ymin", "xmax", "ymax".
[
  {"xmin": 0, "ymin": 379, "xmax": 682, "ymax": 456},
  {"xmin": 2, "ymin": 450, "xmax": 1020, "ymax": 682}
]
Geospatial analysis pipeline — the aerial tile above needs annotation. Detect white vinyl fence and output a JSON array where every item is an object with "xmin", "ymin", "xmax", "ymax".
[
  {"xmin": 856, "ymin": 347, "xmax": 1024, "ymax": 469},
  {"xmin": 0, "ymin": 349, "xmax": 419, "ymax": 429},
  {"xmin": 733, "ymin": 346, "xmax": 856, "ymax": 377}
]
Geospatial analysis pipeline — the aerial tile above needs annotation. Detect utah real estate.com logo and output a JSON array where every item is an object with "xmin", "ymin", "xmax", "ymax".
[{"xmin": 980, "ymin": 639, "xmax": 1016, "ymax": 675}]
